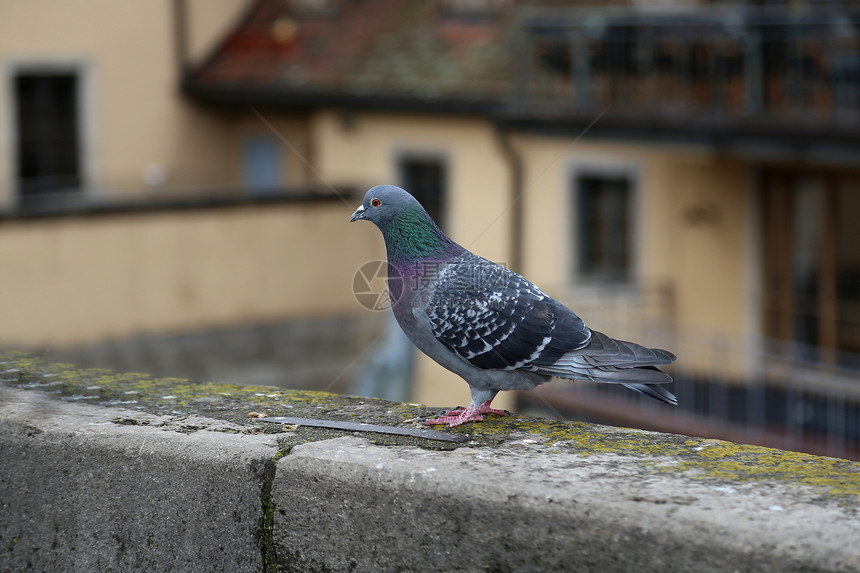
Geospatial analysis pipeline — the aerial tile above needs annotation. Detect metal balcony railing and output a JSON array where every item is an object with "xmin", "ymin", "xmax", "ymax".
[
  {"xmin": 512, "ymin": 9, "xmax": 860, "ymax": 131},
  {"xmin": 522, "ymin": 278, "xmax": 860, "ymax": 461}
]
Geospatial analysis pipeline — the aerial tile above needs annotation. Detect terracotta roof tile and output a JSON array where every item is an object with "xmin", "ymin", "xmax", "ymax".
[{"xmin": 186, "ymin": 0, "xmax": 516, "ymax": 107}]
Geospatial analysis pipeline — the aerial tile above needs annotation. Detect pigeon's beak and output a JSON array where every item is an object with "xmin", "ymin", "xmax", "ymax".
[{"xmin": 349, "ymin": 204, "xmax": 366, "ymax": 222}]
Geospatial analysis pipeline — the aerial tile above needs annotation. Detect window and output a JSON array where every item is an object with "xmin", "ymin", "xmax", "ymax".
[
  {"xmin": 242, "ymin": 135, "xmax": 283, "ymax": 193},
  {"xmin": 13, "ymin": 72, "xmax": 82, "ymax": 196},
  {"xmin": 575, "ymin": 174, "xmax": 632, "ymax": 283},
  {"xmin": 762, "ymin": 170, "xmax": 860, "ymax": 360},
  {"xmin": 397, "ymin": 155, "xmax": 447, "ymax": 230}
]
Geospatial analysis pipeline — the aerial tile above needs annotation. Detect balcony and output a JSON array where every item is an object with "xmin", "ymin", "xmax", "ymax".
[{"xmin": 509, "ymin": 8, "xmax": 860, "ymax": 151}]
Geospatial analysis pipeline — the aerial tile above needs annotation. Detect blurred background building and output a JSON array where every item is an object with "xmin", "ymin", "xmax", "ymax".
[{"xmin": 1, "ymin": 0, "xmax": 859, "ymax": 459}]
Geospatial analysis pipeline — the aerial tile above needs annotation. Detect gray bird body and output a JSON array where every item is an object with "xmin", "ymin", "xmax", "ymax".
[
  {"xmin": 392, "ymin": 252, "xmax": 555, "ymax": 407},
  {"xmin": 351, "ymin": 185, "xmax": 677, "ymax": 425},
  {"xmin": 394, "ymin": 254, "xmax": 552, "ymax": 401}
]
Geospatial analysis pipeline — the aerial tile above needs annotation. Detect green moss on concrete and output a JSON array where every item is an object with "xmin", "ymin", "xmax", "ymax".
[
  {"xmin": 660, "ymin": 439, "xmax": 860, "ymax": 498},
  {"xmin": 259, "ymin": 449, "xmax": 290, "ymax": 573},
  {"xmin": 446, "ymin": 415, "xmax": 693, "ymax": 457},
  {"xmin": 3, "ymin": 351, "xmax": 860, "ymax": 500},
  {"xmin": 464, "ymin": 418, "xmax": 860, "ymax": 499},
  {"xmin": 1, "ymin": 352, "xmax": 381, "ymax": 427},
  {"xmin": 0, "ymin": 352, "xmax": 464, "ymax": 449}
]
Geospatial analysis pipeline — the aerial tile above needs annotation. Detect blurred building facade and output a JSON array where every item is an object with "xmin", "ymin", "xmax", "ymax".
[
  {"xmin": 0, "ymin": 0, "xmax": 383, "ymax": 392},
  {"xmin": 2, "ymin": 0, "xmax": 860, "ymax": 457}
]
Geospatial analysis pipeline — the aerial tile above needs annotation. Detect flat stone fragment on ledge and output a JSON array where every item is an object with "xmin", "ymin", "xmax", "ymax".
[{"xmin": 1, "ymin": 353, "xmax": 859, "ymax": 572}]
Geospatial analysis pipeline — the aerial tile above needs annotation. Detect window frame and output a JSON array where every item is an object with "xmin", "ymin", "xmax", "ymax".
[
  {"xmin": 567, "ymin": 161, "xmax": 641, "ymax": 286},
  {"xmin": 393, "ymin": 148, "xmax": 449, "ymax": 232},
  {"xmin": 3, "ymin": 59, "xmax": 96, "ymax": 208},
  {"xmin": 241, "ymin": 133, "xmax": 285, "ymax": 194}
]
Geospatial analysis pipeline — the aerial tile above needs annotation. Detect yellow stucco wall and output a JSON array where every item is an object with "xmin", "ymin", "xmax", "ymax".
[
  {"xmin": 222, "ymin": 113, "xmax": 314, "ymax": 187},
  {"xmin": 512, "ymin": 134, "xmax": 753, "ymax": 376},
  {"xmin": 0, "ymin": 201, "xmax": 378, "ymax": 347},
  {"xmin": 313, "ymin": 110, "xmax": 513, "ymax": 263},
  {"xmin": 0, "ymin": 0, "xmax": 248, "ymax": 204}
]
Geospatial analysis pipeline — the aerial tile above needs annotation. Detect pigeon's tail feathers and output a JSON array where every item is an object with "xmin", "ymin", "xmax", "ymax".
[
  {"xmin": 534, "ymin": 330, "xmax": 676, "ymax": 386},
  {"xmin": 623, "ymin": 382, "xmax": 678, "ymax": 405},
  {"xmin": 575, "ymin": 330, "xmax": 676, "ymax": 367},
  {"xmin": 538, "ymin": 362, "xmax": 673, "ymax": 384}
]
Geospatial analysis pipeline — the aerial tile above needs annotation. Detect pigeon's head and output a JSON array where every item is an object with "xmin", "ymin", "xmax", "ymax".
[
  {"xmin": 350, "ymin": 185, "xmax": 461, "ymax": 262},
  {"xmin": 349, "ymin": 185, "xmax": 426, "ymax": 228}
]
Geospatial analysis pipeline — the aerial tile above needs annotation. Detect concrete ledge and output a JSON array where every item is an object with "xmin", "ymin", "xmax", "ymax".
[
  {"xmin": 0, "ymin": 388, "xmax": 280, "ymax": 572},
  {"xmin": 277, "ymin": 437, "xmax": 860, "ymax": 572},
  {"xmin": 2, "ymin": 354, "xmax": 860, "ymax": 572}
]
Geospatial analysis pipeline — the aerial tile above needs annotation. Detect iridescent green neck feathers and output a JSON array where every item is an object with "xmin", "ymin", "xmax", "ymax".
[{"xmin": 381, "ymin": 207, "xmax": 460, "ymax": 264}]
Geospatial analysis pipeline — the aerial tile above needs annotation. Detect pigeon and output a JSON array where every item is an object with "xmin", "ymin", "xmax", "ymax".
[{"xmin": 350, "ymin": 185, "xmax": 677, "ymax": 427}]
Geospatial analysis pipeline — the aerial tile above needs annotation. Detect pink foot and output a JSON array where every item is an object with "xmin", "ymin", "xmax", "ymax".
[
  {"xmin": 424, "ymin": 400, "xmax": 508, "ymax": 427},
  {"xmin": 437, "ymin": 406, "xmax": 467, "ymax": 417}
]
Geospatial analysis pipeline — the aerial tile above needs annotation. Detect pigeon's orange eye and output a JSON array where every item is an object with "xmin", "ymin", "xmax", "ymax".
[{"xmin": 371, "ymin": 198, "xmax": 381, "ymax": 207}]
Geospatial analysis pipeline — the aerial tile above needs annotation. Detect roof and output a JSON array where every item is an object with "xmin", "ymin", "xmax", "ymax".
[
  {"xmin": 184, "ymin": 0, "xmax": 518, "ymax": 112},
  {"xmin": 183, "ymin": 1, "xmax": 860, "ymax": 157}
]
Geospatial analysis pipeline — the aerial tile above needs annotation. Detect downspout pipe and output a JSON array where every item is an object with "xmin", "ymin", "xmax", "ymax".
[
  {"xmin": 494, "ymin": 123, "xmax": 524, "ymax": 275},
  {"xmin": 173, "ymin": 0, "xmax": 189, "ymax": 80}
]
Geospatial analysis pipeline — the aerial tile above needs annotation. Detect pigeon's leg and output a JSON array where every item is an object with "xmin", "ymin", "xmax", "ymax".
[
  {"xmin": 471, "ymin": 399, "xmax": 508, "ymax": 418},
  {"xmin": 424, "ymin": 390, "xmax": 507, "ymax": 427}
]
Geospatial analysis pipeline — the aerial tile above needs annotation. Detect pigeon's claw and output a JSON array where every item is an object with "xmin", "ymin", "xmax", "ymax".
[
  {"xmin": 437, "ymin": 406, "xmax": 466, "ymax": 417},
  {"xmin": 424, "ymin": 400, "xmax": 508, "ymax": 427},
  {"xmin": 424, "ymin": 411, "xmax": 484, "ymax": 427}
]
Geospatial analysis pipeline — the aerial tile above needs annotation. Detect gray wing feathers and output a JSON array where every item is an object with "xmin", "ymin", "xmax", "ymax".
[
  {"xmin": 535, "ymin": 330, "xmax": 675, "ymax": 385},
  {"xmin": 416, "ymin": 255, "xmax": 591, "ymax": 372},
  {"xmin": 413, "ymin": 254, "xmax": 676, "ymax": 391}
]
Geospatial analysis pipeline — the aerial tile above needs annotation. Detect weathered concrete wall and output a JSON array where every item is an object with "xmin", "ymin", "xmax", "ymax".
[
  {"xmin": 2, "ymin": 354, "xmax": 859, "ymax": 572},
  {"xmin": 1, "ymin": 390, "xmax": 277, "ymax": 572}
]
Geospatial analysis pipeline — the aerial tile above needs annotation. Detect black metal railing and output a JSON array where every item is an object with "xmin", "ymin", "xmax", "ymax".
[
  {"xmin": 513, "ymin": 9, "xmax": 860, "ymax": 130},
  {"xmin": 520, "ymin": 279, "xmax": 860, "ymax": 461}
]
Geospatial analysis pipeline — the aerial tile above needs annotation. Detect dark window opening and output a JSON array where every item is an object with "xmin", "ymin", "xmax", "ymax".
[
  {"xmin": 398, "ymin": 156, "xmax": 447, "ymax": 231},
  {"xmin": 15, "ymin": 72, "xmax": 82, "ymax": 196},
  {"xmin": 762, "ymin": 170, "xmax": 860, "ymax": 362},
  {"xmin": 576, "ymin": 174, "xmax": 632, "ymax": 283}
]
